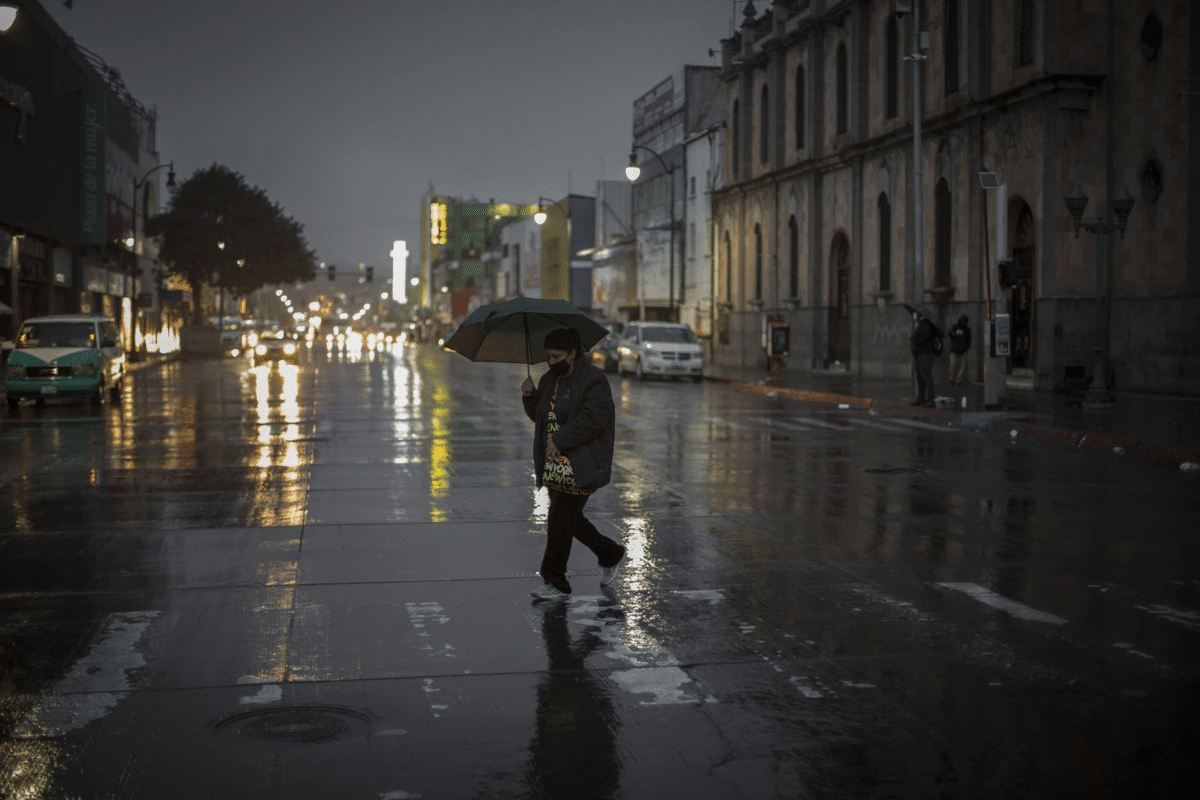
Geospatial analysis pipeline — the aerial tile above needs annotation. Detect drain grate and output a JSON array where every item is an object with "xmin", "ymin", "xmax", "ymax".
[
  {"xmin": 215, "ymin": 706, "xmax": 371, "ymax": 743},
  {"xmin": 863, "ymin": 467, "xmax": 922, "ymax": 475}
]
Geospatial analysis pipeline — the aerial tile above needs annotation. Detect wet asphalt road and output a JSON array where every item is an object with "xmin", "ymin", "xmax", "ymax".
[{"xmin": 1, "ymin": 341, "xmax": 1197, "ymax": 799}]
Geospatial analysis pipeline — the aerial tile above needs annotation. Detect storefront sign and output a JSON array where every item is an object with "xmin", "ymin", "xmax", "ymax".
[{"xmin": 79, "ymin": 86, "xmax": 107, "ymax": 246}]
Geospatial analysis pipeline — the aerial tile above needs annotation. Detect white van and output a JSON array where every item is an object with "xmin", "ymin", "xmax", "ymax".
[
  {"xmin": 5, "ymin": 314, "xmax": 125, "ymax": 408},
  {"xmin": 617, "ymin": 321, "xmax": 704, "ymax": 381}
]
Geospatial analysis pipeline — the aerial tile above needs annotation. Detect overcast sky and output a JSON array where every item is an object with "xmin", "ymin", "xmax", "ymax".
[{"xmin": 43, "ymin": 0, "xmax": 738, "ymax": 273}]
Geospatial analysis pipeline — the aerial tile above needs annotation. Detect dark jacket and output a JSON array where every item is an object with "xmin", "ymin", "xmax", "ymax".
[
  {"xmin": 910, "ymin": 318, "xmax": 938, "ymax": 357},
  {"xmin": 522, "ymin": 362, "xmax": 615, "ymax": 490},
  {"xmin": 948, "ymin": 317, "xmax": 971, "ymax": 354}
]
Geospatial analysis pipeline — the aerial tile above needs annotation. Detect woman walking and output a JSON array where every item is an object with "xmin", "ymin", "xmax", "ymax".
[{"xmin": 521, "ymin": 327, "xmax": 625, "ymax": 601}]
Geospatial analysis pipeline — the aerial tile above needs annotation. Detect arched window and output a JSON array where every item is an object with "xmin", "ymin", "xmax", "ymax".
[
  {"xmin": 760, "ymin": 84, "xmax": 769, "ymax": 164},
  {"xmin": 754, "ymin": 224, "xmax": 763, "ymax": 302},
  {"xmin": 724, "ymin": 232, "xmax": 733, "ymax": 305},
  {"xmin": 788, "ymin": 215, "xmax": 799, "ymax": 299},
  {"xmin": 934, "ymin": 178, "xmax": 952, "ymax": 289},
  {"xmin": 944, "ymin": 0, "xmax": 960, "ymax": 95},
  {"xmin": 836, "ymin": 43, "xmax": 848, "ymax": 134},
  {"xmin": 1017, "ymin": 0, "xmax": 1035, "ymax": 67},
  {"xmin": 732, "ymin": 100, "xmax": 741, "ymax": 178},
  {"xmin": 878, "ymin": 193, "xmax": 891, "ymax": 292},
  {"xmin": 886, "ymin": 17, "xmax": 898, "ymax": 119},
  {"xmin": 795, "ymin": 65, "xmax": 805, "ymax": 150}
]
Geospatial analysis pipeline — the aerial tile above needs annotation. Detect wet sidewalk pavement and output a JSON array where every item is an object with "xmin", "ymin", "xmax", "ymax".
[{"xmin": 705, "ymin": 362, "xmax": 1200, "ymax": 466}]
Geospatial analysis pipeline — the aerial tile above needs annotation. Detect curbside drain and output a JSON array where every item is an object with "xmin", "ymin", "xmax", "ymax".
[{"xmin": 214, "ymin": 706, "xmax": 372, "ymax": 743}]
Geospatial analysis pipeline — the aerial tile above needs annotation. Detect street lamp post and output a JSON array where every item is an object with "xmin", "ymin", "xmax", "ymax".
[
  {"xmin": 128, "ymin": 162, "xmax": 175, "ymax": 358},
  {"xmin": 1064, "ymin": 183, "xmax": 1135, "ymax": 409},
  {"xmin": 626, "ymin": 144, "xmax": 679, "ymax": 323}
]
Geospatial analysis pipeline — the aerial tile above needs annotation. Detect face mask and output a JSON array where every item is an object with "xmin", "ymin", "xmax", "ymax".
[{"xmin": 548, "ymin": 357, "xmax": 572, "ymax": 376}]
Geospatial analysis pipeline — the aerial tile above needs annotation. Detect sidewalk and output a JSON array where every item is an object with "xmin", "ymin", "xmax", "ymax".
[{"xmin": 704, "ymin": 362, "xmax": 1200, "ymax": 467}]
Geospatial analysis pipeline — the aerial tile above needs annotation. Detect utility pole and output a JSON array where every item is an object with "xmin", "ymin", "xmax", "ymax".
[{"xmin": 904, "ymin": 2, "xmax": 926, "ymax": 303}]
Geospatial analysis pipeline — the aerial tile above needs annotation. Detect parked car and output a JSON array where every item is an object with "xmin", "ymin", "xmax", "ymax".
[
  {"xmin": 252, "ymin": 327, "xmax": 299, "ymax": 366},
  {"xmin": 4, "ymin": 314, "xmax": 125, "ymax": 409},
  {"xmin": 617, "ymin": 321, "xmax": 704, "ymax": 381},
  {"xmin": 590, "ymin": 323, "xmax": 623, "ymax": 373}
]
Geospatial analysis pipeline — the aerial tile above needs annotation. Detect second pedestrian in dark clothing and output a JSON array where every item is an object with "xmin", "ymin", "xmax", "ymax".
[
  {"xmin": 910, "ymin": 312, "xmax": 939, "ymax": 407},
  {"xmin": 948, "ymin": 314, "xmax": 971, "ymax": 386},
  {"xmin": 521, "ymin": 327, "xmax": 625, "ymax": 601}
]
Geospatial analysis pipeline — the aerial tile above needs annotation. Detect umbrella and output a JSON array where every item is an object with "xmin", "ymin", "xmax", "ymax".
[
  {"xmin": 903, "ymin": 302, "xmax": 944, "ymax": 334},
  {"xmin": 444, "ymin": 297, "xmax": 609, "ymax": 376}
]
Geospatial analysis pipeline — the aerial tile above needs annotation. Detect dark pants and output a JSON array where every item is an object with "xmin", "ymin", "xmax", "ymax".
[
  {"xmin": 542, "ymin": 489, "xmax": 623, "ymax": 594},
  {"xmin": 915, "ymin": 352, "xmax": 936, "ymax": 404}
]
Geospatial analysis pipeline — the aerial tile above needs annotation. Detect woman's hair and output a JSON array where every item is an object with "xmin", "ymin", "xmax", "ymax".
[{"xmin": 544, "ymin": 327, "xmax": 582, "ymax": 356}]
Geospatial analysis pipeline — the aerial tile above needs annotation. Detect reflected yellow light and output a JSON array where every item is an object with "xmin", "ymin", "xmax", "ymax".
[{"xmin": 429, "ymin": 382, "xmax": 452, "ymax": 521}]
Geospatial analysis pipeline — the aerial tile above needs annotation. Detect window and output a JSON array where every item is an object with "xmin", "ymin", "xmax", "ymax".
[
  {"xmin": 690, "ymin": 223, "xmax": 696, "ymax": 257},
  {"xmin": 934, "ymin": 178, "xmax": 952, "ymax": 289},
  {"xmin": 795, "ymin": 64, "xmax": 805, "ymax": 150},
  {"xmin": 1141, "ymin": 13, "xmax": 1163, "ymax": 61},
  {"xmin": 886, "ymin": 17, "xmax": 898, "ymax": 119},
  {"xmin": 689, "ymin": 176, "xmax": 696, "ymax": 197},
  {"xmin": 836, "ymin": 43, "xmax": 848, "ymax": 134},
  {"xmin": 943, "ymin": 1, "xmax": 960, "ymax": 95},
  {"xmin": 732, "ymin": 100, "xmax": 741, "ymax": 177},
  {"xmin": 788, "ymin": 215, "xmax": 799, "ymax": 299},
  {"xmin": 760, "ymin": 84, "xmax": 770, "ymax": 164},
  {"xmin": 754, "ymin": 224, "xmax": 763, "ymax": 301},
  {"xmin": 878, "ymin": 193, "xmax": 891, "ymax": 292},
  {"xmin": 1017, "ymin": 0, "xmax": 1035, "ymax": 67},
  {"xmin": 724, "ymin": 233, "xmax": 733, "ymax": 305}
]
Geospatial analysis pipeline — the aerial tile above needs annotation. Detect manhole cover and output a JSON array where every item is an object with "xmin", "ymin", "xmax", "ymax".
[
  {"xmin": 863, "ymin": 467, "xmax": 922, "ymax": 475},
  {"xmin": 214, "ymin": 706, "xmax": 371, "ymax": 743}
]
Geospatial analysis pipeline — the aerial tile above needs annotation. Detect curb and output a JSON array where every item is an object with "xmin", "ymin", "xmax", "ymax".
[{"xmin": 720, "ymin": 379, "xmax": 1200, "ymax": 468}]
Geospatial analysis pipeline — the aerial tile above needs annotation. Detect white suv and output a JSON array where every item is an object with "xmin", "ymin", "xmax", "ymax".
[{"xmin": 617, "ymin": 322, "xmax": 704, "ymax": 382}]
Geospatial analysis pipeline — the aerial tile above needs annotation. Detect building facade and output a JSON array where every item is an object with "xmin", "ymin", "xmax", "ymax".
[
  {"xmin": 1, "ymin": 0, "xmax": 171, "ymax": 352},
  {"xmin": 712, "ymin": 0, "xmax": 1198, "ymax": 395},
  {"xmin": 631, "ymin": 66, "xmax": 725, "ymax": 323}
]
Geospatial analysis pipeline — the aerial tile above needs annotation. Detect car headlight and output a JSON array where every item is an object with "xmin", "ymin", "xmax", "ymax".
[
  {"xmin": 75, "ymin": 363, "xmax": 96, "ymax": 376},
  {"xmin": 284, "ymin": 344, "xmax": 296, "ymax": 355},
  {"xmin": 255, "ymin": 345, "xmax": 267, "ymax": 355}
]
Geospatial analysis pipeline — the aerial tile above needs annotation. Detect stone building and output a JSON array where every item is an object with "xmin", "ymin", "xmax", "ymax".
[{"xmin": 712, "ymin": 0, "xmax": 1198, "ymax": 395}]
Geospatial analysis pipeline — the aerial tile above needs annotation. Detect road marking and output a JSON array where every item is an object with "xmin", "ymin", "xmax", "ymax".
[
  {"xmin": 14, "ymin": 611, "xmax": 159, "ymax": 737},
  {"xmin": 1134, "ymin": 604, "xmax": 1200, "ymax": 633},
  {"xmin": 568, "ymin": 595, "xmax": 712, "ymax": 705},
  {"xmin": 936, "ymin": 583, "xmax": 1067, "ymax": 625}
]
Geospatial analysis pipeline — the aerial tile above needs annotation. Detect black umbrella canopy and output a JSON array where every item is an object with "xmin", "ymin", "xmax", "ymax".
[
  {"xmin": 444, "ymin": 297, "xmax": 609, "ymax": 367},
  {"xmin": 903, "ymin": 302, "xmax": 945, "ymax": 334}
]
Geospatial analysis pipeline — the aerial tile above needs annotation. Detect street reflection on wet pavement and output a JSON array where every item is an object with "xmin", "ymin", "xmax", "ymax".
[{"xmin": 1, "ymin": 341, "xmax": 1197, "ymax": 798}]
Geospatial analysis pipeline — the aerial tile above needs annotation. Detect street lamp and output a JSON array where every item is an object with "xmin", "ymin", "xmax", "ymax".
[
  {"xmin": 626, "ymin": 143, "xmax": 680, "ymax": 322},
  {"xmin": 0, "ymin": 5, "xmax": 18, "ymax": 34},
  {"xmin": 1063, "ymin": 183, "xmax": 1135, "ymax": 408},
  {"xmin": 532, "ymin": 196, "xmax": 559, "ymax": 225}
]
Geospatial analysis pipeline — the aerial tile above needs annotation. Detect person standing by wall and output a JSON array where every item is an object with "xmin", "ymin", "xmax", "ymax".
[
  {"xmin": 948, "ymin": 315, "xmax": 971, "ymax": 386},
  {"xmin": 910, "ymin": 311, "xmax": 939, "ymax": 407},
  {"xmin": 521, "ymin": 327, "xmax": 626, "ymax": 601}
]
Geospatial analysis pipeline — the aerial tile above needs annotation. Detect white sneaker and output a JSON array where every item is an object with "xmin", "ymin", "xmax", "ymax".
[
  {"xmin": 531, "ymin": 583, "xmax": 569, "ymax": 601},
  {"xmin": 599, "ymin": 548, "xmax": 627, "ymax": 586}
]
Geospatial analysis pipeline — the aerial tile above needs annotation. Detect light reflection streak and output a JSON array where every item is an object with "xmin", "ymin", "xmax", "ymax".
[{"xmin": 429, "ymin": 380, "xmax": 451, "ymax": 522}]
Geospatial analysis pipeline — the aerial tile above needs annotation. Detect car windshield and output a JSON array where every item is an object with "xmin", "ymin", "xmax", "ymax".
[
  {"xmin": 17, "ymin": 322, "xmax": 96, "ymax": 349},
  {"xmin": 261, "ymin": 329, "xmax": 288, "ymax": 340},
  {"xmin": 641, "ymin": 326, "xmax": 695, "ymax": 344}
]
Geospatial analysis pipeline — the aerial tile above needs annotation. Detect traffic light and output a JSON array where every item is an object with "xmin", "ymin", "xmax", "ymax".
[
  {"xmin": 365, "ymin": 266, "xmax": 374, "ymax": 282},
  {"xmin": 327, "ymin": 264, "xmax": 336, "ymax": 281}
]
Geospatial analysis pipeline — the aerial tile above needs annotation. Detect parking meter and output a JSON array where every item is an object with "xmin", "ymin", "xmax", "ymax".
[{"xmin": 992, "ymin": 313, "xmax": 1011, "ymax": 357}]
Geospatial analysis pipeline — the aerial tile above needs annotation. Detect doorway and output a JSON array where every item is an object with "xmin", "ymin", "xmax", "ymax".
[
  {"xmin": 830, "ymin": 233, "xmax": 851, "ymax": 364},
  {"xmin": 1010, "ymin": 203, "xmax": 1035, "ymax": 370}
]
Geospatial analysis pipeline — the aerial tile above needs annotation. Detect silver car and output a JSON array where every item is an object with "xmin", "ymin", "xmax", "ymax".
[{"xmin": 617, "ymin": 322, "xmax": 704, "ymax": 382}]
